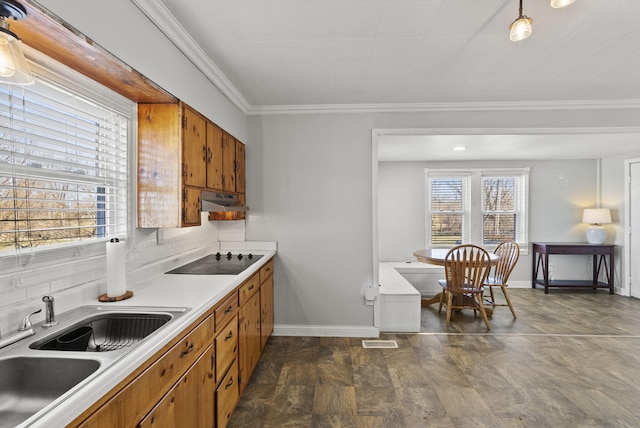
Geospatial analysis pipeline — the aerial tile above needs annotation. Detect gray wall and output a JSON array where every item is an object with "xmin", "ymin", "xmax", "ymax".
[{"xmin": 247, "ymin": 110, "xmax": 640, "ymax": 332}]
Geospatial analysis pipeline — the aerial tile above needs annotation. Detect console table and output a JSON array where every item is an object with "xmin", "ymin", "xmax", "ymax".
[{"xmin": 531, "ymin": 242, "xmax": 614, "ymax": 294}]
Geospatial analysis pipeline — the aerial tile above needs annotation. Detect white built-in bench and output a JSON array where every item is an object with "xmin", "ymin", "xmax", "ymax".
[{"xmin": 378, "ymin": 261, "xmax": 445, "ymax": 333}]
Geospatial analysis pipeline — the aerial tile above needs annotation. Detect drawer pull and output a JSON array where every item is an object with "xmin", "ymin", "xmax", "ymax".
[
  {"xmin": 248, "ymin": 284, "xmax": 255, "ymax": 290},
  {"xmin": 224, "ymin": 305, "xmax": 233, "ymax": 314},
  {"xmin": 225, "ymin": 376, "xmax": 234, "ymax": 389},
  {"xmin": 224, "ymin": 331, "xmax": 234, "ymax": 341},
  {"xmin": 179, "ymin": 342, "xmax": 194, "ymax": 358}
]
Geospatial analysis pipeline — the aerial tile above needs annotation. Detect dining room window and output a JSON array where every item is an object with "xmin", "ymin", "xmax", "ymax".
[
  {"xmin": 0, "ymin": 48, "xmax": 133, "ymax": 256},
  {"xmin": 426, "ymin": 168, "xmax": 529, "ymax": 247}
]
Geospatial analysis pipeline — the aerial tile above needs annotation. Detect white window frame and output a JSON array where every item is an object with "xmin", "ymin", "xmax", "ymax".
[
  {"xmin": 0, "ymin": 47, "xmax": 134, "ymax": 269},
  {"xmin": 425, "ymin": 168, "xmax": 529, "ymax": 249}
]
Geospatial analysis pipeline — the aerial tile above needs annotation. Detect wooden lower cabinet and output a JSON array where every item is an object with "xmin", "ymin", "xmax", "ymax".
[
  {"xmin": 260, "ymin": 274, "xmax": 274, "ymax": 350},
  {"xmin": 139, "ymin": 345, "xmax": 214, "ymax": 428},
  {"xmin": 238, "ymin": 292, "xmax": 261, "ymax": 395},
  {"xmin": 216, "ymin": 359, "xmax": 239, "ymax": 428},
  {"xmin": 73, "ymin": 257, "xmax": 274, "ymax": 428}
]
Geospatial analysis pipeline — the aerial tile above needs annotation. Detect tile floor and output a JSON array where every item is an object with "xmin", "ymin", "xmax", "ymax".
[{"xmin": 228, "ymin": 288, "xmax": 640, "ymax": 427}]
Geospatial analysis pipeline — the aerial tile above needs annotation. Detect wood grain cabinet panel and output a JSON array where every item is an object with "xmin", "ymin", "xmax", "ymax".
[
  {"xmin": 206, "ymin": 122, "xmax": 224, "ymax": 191},
  {"xmin": 215, "ymin": 292, "xmax": 238, "ymax": 332},
  {"xmin": 238, "ymin": 292, "xmax": 261, "ymax": 394},
  {"xmin": 260, "ymin": 274, "xmax": 274, "ymax": 351},
  {"xmin": 181, "ymin": 105, "xmax": 207, "ymax": 189},
  {"xmin": 238, "ymin": 273, "xmax": 259, "ymax": 306},
  {"xmin": 215, "ymin": 315, "xmax": 238, "ymax": 384},
  {"xmin": 235, "ymin": 139, "xmax": 245, "ymax": 194},
  {"xmin": 216, "ymin": 360, "xmax": 239, "ymax": 428}
]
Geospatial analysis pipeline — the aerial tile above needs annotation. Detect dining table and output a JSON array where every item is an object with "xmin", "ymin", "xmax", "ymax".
[{"xmin": 413, "ymin": 248, "xmax": 500, "ymax": 315}]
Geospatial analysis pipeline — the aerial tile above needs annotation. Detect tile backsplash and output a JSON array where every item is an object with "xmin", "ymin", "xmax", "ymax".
[{"xmin": 0, "ymin": 216, "xmax": 245, "ymax": 336}]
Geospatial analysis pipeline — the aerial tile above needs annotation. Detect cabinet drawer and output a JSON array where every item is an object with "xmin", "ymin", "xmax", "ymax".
[
  {"xmin": 238, "ymin": 273, "xmax": 259, "ymax": 306},
  {"xmin": 215, "ymin": 291, "xmax": 238, "ymax": 332},
  {"xmin": 215, "ymin": 315, "xmax": 238, "ymax": 384},
  {"xmin": 216, "ymin": 360, "xmax": 239, "ymax": 428},
  {"xmin": 259, "ymin": 258, "xmax": 274, "ymax": 283}
]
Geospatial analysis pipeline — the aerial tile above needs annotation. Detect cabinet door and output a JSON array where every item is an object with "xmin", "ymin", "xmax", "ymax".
[
  {"xmin": 139, "ymin": 345, "xmax": 215, "ymax": 428},
  {"xmin": 238, "ymin": 292, "xmax": 261, "ymax": 394},
  {"xmin": 216, "ymin": 360, "xmax": 239, "ymax": 428},
  {"xmin": 260, "ymin": 274, "xmax": 274, "ymax": 350},
  {"xmin": 206, "ymin": 122, "xmax": 224, "ymax": 191},
  {"xmin": 182, "ymin": 106, "xmax": 207, "ymax": 188},
  {"xmin": 234, "ymin": 140, "xmax": 245, "ymax": 194},
  {"xmin": 221, "ymin": 132, "xmax": 236, "ymax": 193},
  {"xmin": 182, "ymin": 186, "xmax": 202, "ymax": 226}
]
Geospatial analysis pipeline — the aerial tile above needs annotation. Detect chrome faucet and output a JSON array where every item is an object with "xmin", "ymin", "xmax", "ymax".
[
  {"xmin": 42, "ymin": 295, "xmax": 58, "ymax": 327},
  {"xmin": 0, "ymin": 308, "xmax": 42, "ymax": 350}
]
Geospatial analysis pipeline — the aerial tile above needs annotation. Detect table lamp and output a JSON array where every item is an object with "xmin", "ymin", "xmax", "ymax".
[{"xmin": 582, "ymin": 208, "xmax": 611, "ymax": 244}]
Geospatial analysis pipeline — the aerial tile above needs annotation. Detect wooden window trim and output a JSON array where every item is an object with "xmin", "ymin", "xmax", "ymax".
[{"xmin": 13, "ymin": 0, "xmax": 177, "ymax": 104}]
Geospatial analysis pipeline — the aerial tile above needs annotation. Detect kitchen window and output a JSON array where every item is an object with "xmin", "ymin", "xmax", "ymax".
[
  {"xmin": 425, "ymin": 168, "xmax": 529, "ymax": 247},
  {"xmin": 0, "ymin": 48, "xmax": 133, "ymax": 257}
]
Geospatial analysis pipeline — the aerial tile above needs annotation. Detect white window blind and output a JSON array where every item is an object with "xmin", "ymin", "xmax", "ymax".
[
  {"xmin": 426, "ymin": 172, "xmax": 471, "ymax": 246},
  {"xmin": 0, "ymin": 74, "xmax": 129, "ymax": 253}
]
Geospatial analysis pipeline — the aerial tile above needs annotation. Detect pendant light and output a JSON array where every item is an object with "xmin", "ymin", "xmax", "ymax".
[
  {"xmin": 509, "ymin": 0, "xmax": 533, "ymax": 42},
  {"xmin": 0, "ymin": 0, "xmax": 34, "ymax": 85},
  {"xmin": 550, "ymin": 0, "xmax": 575, "ymax": 8}
]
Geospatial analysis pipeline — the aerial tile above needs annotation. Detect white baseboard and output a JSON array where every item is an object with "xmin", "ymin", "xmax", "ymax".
[
  {"xmin": 273, "ymin": 324, "xmax": 379, "ymax": 338},
  {"xmin": 509, "ymin": 280, "xmax": 530, "ymax": 288}
]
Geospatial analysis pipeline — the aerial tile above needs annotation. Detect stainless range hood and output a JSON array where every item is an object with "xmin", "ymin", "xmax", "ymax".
[{"xmin": 201, "ymin": 191, "xmax": 249, "ymax": 212}]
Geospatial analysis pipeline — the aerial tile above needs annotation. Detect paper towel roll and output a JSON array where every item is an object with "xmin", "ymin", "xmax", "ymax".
[{"xmin": 106, "ymin": 238, "xmax": 127, "ymax": 298}]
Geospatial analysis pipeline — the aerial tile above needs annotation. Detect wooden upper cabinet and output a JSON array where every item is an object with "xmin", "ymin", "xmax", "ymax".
[
  {"xmin": 182, "ymin": 106, "xmax": 207, "ymax": 188},
  {"xmin": 207, "ymin": 122, "xmax": 224, "ymax": 191},
  {"xmin": 235, "ymin": 140, "xmax": 246, "ymax": 194},
  {"xmin": 138, "ymin": 103, "xmax": 184, "ymax": 228},
  {"xmin": 182, "ymin": 187, "xmax": 202, "ymax": 227},
  {"xmin": 138, "ymin": 102, "xmax": 246, "ymax": 227},
  {"xmin": 222, "ymin": 132, "xmax": 236, "ymax": 193}
]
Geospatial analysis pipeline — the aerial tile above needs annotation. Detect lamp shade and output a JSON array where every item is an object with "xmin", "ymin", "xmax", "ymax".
[
  {"xmin": 0, "ymin": 28, "xmax": 34, "ymax": 85},
  {"xmin": 550, "ymin": 0, "xmax": 576, "ymax": 8},
  {"xmin": 582, "ymin": 208, "xmax": 611, "ymax": 225},
  {"xmin": 509, "ymin": 16, "xmax": 533, "ymax": 41}
]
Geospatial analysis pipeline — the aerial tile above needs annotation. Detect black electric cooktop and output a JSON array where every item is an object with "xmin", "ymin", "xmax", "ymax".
[{"xmin": 166, "ymin": 252, "xmax": 263, "ymax": 275}]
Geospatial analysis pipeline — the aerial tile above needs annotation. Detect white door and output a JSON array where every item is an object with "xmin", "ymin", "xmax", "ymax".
[{"xmin": 627, "ymin": 160, "xmax": 640, "ymax": 298}]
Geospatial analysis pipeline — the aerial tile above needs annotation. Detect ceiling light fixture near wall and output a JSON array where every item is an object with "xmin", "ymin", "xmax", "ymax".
[
  {"xmin": 509, "ymin": 0, "xmax": 533, "ymax": 42},
  {"xmin": 0, "ymin": 0, "xmax": 34, "ymax": 85},
  {"xmin": 550, "ymin": 0, "xmax": 575, "ymax": 8}
]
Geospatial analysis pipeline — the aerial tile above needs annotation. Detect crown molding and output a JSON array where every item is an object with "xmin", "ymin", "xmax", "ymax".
[
  {"xmin": 246, "ymin": 99, "xmax": 640, "ymax": 116},
  {"xmin": 131, "ymin": 0, "xmax": 250, "ymax": 114}
]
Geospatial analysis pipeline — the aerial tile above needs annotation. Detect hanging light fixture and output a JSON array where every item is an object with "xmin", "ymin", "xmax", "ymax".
[
  {"xmin": 550, "ymin": 0, "xmax": 575, "ymax": 8},
  {"xmin": 0, "ymin": 0, "xmax": 34, "ymax": 85},
  {"xmin": 509, "ymin": 0, "xmax": 533, "ymax": 42}
]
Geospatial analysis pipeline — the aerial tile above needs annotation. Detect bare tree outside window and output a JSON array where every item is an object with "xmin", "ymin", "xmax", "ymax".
[
  {"xmin": 483, "ymin": 177, "xmax": 516, "ymax": 244},
  {"xmin": 0, "ymin": 77, "xmax": 128, "ymax": 253}
]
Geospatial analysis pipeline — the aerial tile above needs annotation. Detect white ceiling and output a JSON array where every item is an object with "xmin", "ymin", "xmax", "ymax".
[{"xmin": 135, "ymin": 0, "xmax": 640, "ymax": 159}]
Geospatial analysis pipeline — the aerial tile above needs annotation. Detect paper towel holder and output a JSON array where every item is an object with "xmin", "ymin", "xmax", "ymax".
[
  {"xmin": 98, "ymin": 290, "xmax": 133, "ymax": 302},
  {"xmin": 99, "ymin": 238, "xmax": 134, "ymax": 302}
]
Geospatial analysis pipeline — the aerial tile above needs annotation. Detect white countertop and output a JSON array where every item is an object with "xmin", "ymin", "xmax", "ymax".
[{"xmin": 23, "ymin": 248, "xmax": 276, "ymax": 428}]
